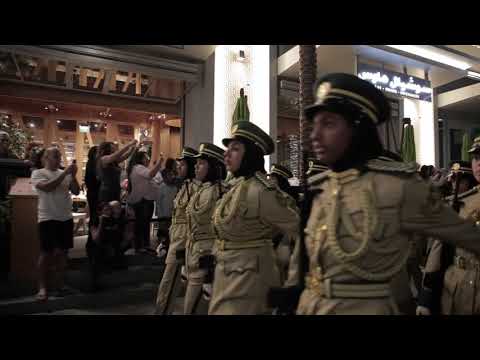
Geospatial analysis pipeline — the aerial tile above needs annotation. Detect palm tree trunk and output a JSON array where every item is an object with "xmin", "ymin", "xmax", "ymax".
[{"xmin": 298, "ymin": 45, "xmax": 317, "ymax": 187}]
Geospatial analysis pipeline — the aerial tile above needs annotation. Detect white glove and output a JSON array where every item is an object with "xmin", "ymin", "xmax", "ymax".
[
  {"xmin": 202, "ymin": 284, "xmax": 212, "ymax": 301},
  {"xmin": 156, "ymin": 244, "xmax": 166, "ymax": 258},
  {"xmin": 416, "ymin": 306, "xmax": 432, "ymax": 316},
  {"xmin": 181, "ymin": 266, "xmax": 187, "ymax": 282}
]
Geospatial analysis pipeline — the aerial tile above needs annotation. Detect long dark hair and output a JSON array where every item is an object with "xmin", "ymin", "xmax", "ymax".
[
  {"xmin": 32, "ymin": 148, "xmax": 45, "ymax": 170},
  {"xmin": 199, "ymin": 156, "xmax": 227, "ymax": 184},
  {"xmin": 182, "ymin": 158, "xmax": 196, "ymax": 180},
  {"xmin": 271, "ymin": 173, "xmax": 299, "ymax": 204},
  {"xmin": 322, "ymin": 104, "xmax": 384, "ymax": 172},
  {"xmin": 233, "ymin": 138, "xmax": 266, "ymax": 178},
  {"xmin": 165, "ymin": 158, "xmax": 176, "ymax": 172},
  {"xmin": 270, "ymin": 172, "xmax": 291, "ymax": 192},
  {"xmin": 97, "ymin": 141, "xmax": 114, "ymax": 159},
  {"xmin": 84, "ymin": 146, "xmax": 98, "ymax": 190},
  {"xmin": 420, "ymin": 165, "xmax": 435, "ymax": 180},
  {"xmin": 453, "ymin": 171, "xmax": 477, "ymax": 193},
  {"xmin": 127, "ymin": 150, "xmax": 149, "ymax": 194},
  {"xmin": 96, "ymin": 141, "xmax": 116, "ymax": 175}
]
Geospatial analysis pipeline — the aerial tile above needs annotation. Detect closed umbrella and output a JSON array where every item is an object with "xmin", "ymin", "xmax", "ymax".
[
  {"xmin": 401, "ymin": 120, "xmax": 416, "ymax": 163},
  {"xmin": 461, "ymin": 132, "xmax": 472, "ymax": 162},
  {"xmin": 232, "ymin": 88, "xmax": 250, "ymax": 125}
]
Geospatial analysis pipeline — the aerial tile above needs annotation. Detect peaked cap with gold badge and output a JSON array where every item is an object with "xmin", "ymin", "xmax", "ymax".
[
  {"xmin": 222, "ymin": 121, "xmax": 275, "ymax": 156},
  {"xmin": 304, "ymin": 73, "xmax": 391, "ymax": 125},
  {"xmin": 177, "ymin": 146, "xmax": 199, "ymax": 161},
  {"xmin": 194, "ymin": 143, "xmax": 225, "ymax": 164}
]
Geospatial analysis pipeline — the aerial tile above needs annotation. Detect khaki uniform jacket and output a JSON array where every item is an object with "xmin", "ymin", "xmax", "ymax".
[
  {"xmin": 441, "ymin": 190, "xmax": 480, "ymax": 314},
  {"xmin": 166, "ymin": 179, "xmax": 201, "ymax": 265},
  {"xmin": 208, "ymin": 173, "xmax": 300, "ymax": 315},
  {"xmin": 185, "ymin": 181, "xmax": 222, "ymax": 279},
  {"xmin": 287, "ymin": 161, "xmax": 480, "ymax": 315}
]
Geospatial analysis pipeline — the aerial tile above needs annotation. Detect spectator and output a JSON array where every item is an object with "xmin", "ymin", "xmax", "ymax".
[
  {"xmin": 126, "ymin": 149, "xmax": 163, "ymax": 254},
  {"xmin": 0, "ymin": 131, "xmax": 19, "ymax": 200},
  {"xmin": 151, "ymin": 154, "xmax": 166, "ymax": 183},
  {"xmin": 31, "ymin": 148, "xmax": 80, "ymax": 301},
  {"xmin": 96, "ymin": 140, "xmax": 137, "ymax": 203},
  {"xmin": 31, "ymin": 148, "xmax": 45, "ymax": 171},
  {"xmin": 85, "ymin": 146, "xmax": 99, "ymax": 225},
  {"xmin": 84, "ymin": 146, "xmax": 100, "ymax": 267},
  {"xmin": 164, "ymin": 158, "xmax": 177, "ymax": 174},
  {"xmin": 88, "ymin": 201, "xmax": 135, "ymax": 291},
  {"xmin": 154, "ymin": 168, "xmax": 179, "ymax": 257},
  {"xmin": 0, "ymin": 131, "xmax": 16, "ymax": 159},
  {"xmin": 0, "ymin": 131, "xmax": 18, "ymax": 279}
]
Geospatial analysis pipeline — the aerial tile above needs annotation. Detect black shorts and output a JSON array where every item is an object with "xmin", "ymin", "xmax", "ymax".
[{"xmin": 38, "ymin": 219, "xmax": 74, "ymax": 253}]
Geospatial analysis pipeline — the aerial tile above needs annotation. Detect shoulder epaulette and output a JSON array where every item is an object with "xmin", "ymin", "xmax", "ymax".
[
  {"xmin": 254, "ymin": 171, "xmax": 276, "ymax": 189},
  {"xmin": 366, "ymin": 159, "xmax": 417, "ymax": 174},
  {"xmin": 307, "ymin": 170, "xmax": 331, "ymax": 188},
  {"xmin": 455, "ymin": 185, "xmax": 480, "ymax": 201}
]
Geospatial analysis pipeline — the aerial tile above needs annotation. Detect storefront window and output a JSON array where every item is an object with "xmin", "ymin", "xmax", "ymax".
[
  {"xmin": 438, "ymin": 120, "xmax": 444, "ymax": 168},
  {"xmin": 449, "ymin": 129, "xmax": 463, "ymax": 162}
]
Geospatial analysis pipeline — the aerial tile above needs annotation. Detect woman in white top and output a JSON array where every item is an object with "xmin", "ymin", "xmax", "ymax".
[
  {"xmin": 126, "ymin": 150, "xmax": 163, "ymax": 253},
  {"xmin": 31, "ymin": 148, "xmax": 80, "ymax": 301}
]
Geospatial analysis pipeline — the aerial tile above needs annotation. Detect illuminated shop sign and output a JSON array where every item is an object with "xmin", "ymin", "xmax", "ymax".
[{"xmin": 357, "ymin": 63, "xmax": 432, "ymax": 102}]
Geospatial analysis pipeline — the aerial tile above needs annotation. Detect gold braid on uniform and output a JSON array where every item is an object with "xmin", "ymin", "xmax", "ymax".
[
  {"xmin": 187, "ymin": 183, "xmax": 217, "ymax": 219},
  {"xmin": 325, "ymin": 170, "xmax": 412, "ymax": 281},
  {"xmin": 213, "ymin": 178, "xmax": 250, "ymax": 240},
  {"xmin": 326, "ymin": 174, "xmax": 375, "ymax": 262},
  {"xmin": 186, "ymin": 184, "xmax": 207, "ymax": 235},
  {"xmin": 175, "ymin": 181, "xmax": 191, "ymax": 209}
]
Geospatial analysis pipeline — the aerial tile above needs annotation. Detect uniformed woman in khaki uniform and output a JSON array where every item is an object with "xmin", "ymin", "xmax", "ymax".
[
  {"xmin": 269, "ymin": 164, "xmax": 299, "ymax": 285},
  {"xmin": 208, "ymin": 121, "xmax": 300, "ymax": 315},
  {"xmin": 183, "ymin": 143, "xmax": 226, "ymax": 314},
  {"xmin": 155, "ymin": 147, "xmax": 200, "ymax": 315},
  {"xmin": 417, "ymin": 145, "xmax": 480, "ymax": 315},
  {"xmin": 286, "ymin": 73, "xmax": 480, "ymax": 315}
]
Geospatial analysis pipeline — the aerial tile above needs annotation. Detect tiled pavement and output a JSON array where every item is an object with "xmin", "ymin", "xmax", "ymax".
[{"xmin": 0, "ymin": 235, "xmax": 189, "ymax": 315}]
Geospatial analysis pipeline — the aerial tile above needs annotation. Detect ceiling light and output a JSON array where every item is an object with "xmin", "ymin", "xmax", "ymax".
[
  {"xmin": 79, "ymin": 125, "xmax": 90, "ymax": 133},
  {"xmin": 386, "ymin": 45, "xmax": 472, "ymax": 70}
]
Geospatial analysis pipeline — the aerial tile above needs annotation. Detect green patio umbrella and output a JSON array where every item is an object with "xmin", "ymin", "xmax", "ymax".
[
  {"xmin": 461, "ymin": 132, "xmax": 472, "ymax": 162},
  {"xmin": 401, "ymin": 121, "xmax": 416, "ymax": 163},
  {"xmin": 232, "ymin": 88, "xmax": 250, "ymax": 125}
]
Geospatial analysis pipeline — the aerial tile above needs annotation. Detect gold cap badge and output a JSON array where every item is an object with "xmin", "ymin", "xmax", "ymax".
[{"xmin": 316, "ymin": 82, "xmax": 332, "ymax": 104}]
